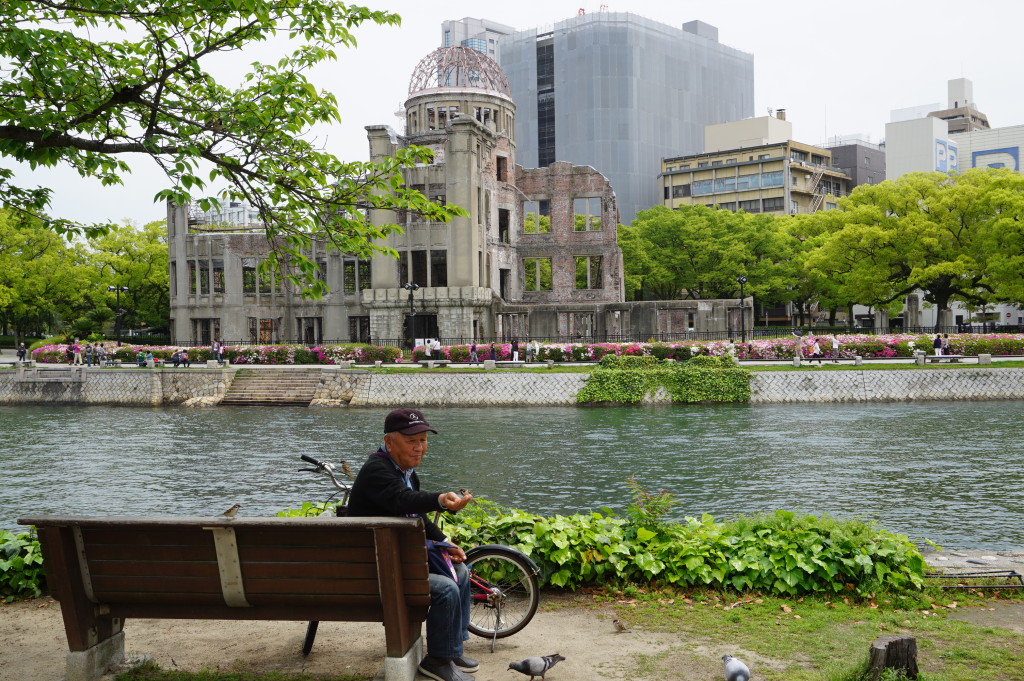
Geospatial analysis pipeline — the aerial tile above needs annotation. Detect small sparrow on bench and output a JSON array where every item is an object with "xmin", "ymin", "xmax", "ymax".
[{"xmin": 222, "ymin": 504, "xmax": 241, "ymax": 518}]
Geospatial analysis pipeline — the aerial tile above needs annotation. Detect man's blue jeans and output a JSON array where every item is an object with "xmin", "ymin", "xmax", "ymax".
[{"xmin": 426, "ymin": 561, "xmax": 470, "ymax": 659}]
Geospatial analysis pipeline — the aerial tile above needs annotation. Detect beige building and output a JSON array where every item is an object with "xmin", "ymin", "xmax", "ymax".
[
  {"xmin": 660, "ymin": 112, "xmax": 851, "ymax": 216},
  {"xmin": 168, "ymin": 47, "xmax": 750, "ymax": 346}
]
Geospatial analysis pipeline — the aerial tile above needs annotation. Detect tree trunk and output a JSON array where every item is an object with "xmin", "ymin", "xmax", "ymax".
[{"xmin": 868, "ymin": 635, "xmax": 918, "ymax": 680}]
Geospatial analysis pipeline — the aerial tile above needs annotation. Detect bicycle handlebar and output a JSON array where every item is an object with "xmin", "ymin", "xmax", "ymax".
[{"xmin": 300, "ymin": 454, "xmax": 324, "ymax": 466}]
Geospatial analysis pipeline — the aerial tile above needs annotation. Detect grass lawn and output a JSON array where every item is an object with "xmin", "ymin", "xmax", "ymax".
[{"xmin": 577, "ymin": 585, "xmax": 1024, "ymax": 681}]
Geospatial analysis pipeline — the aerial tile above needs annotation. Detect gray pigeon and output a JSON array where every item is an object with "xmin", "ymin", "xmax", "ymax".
[
  {"xmin": 722, "ymin": 654, "xmax": 750, "ymax": 681},
  {"xmin": 508, "ymin": 653, "xmax": 565, "ymax": 680}
]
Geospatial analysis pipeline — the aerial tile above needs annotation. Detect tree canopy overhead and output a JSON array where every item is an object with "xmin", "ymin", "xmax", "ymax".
[{"xmin": 0, "ymin": 1, "xmax": 463, "ymax": 296}]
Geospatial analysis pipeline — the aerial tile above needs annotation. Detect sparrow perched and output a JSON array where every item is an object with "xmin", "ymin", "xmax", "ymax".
[
  {"xmin": 222, "ymin": 504, "xmax": 241, "ymax": 518},
  {"xmin": 341, "ymin": 460, "xmax": 354, "ymax": 479},
  {"xmin": 458, "ymin": 487, "xmax": 477, "ymax": 504},
  {"xmin": 508, "ymin": 653, "xmax": 565, "ymax": 680},
  {"xmin": 612, "ymin": 617, "xmax": 629, "ymax": 633}
]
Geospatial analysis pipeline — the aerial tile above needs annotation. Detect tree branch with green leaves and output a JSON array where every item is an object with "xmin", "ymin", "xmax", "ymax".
[{"xmin": 0, "ymin": 1, "xmax": 466, "ymax": 297}]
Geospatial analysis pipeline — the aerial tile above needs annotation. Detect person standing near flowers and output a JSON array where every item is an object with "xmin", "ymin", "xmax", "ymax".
[
  {"xmin": 933, "ymin": 333, "xmax": 943, "ymax": 356},
  {"xmin": 831, "ymin": 335, "xmax": 840, "ymax": 363}
]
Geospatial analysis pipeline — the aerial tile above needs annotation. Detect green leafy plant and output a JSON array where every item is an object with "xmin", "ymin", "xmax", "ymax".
[
  {"xmin": 0, "ymin": 528, "xmax": 45, "ymax": 600},
  {"xmin": 577, "ymin": 354, "xmax": 751, "ymax": 404},
  {"xmin": 443, "ymin": 500, "xmax": 925, "ymax": 596},
  {"xmin": 624, "ymin": 475, "xmax": 677, "ymax": 529}
]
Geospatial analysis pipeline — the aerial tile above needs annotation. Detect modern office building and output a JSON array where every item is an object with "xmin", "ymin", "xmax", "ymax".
[
  {"xmin": 927, "ymin": 78, "xmax": 990, "ymax": 134},
  {"xmin": 885, "ymin": 78, "xmax": 994, "ymax": 179},
  {"xmin": 168, "ymin": 46, "xmax": 748, "ymax": 345},
  {"xmin": 825, "ymin": 137, "xmax": 885, "ymax": 187},
  {"xmin": 440, "ymin": 17, "xmax": 514, "ymax": 58},
  {"xmin": 659, "ymin": 113, "xmax": 851, "ymax": 215},
  {"xmin": 494, "ymin": 12, "xmax": 754, "ymax": 225}
]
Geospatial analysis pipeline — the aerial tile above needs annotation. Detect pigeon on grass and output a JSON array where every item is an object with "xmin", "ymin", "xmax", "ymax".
[
  {"xmin": 508, "ymin": 653, "xmax": 565, "ymax": 680},
  {"xmin": 722, "ymin": 654, "xmax": 750, "ymax": 681}
]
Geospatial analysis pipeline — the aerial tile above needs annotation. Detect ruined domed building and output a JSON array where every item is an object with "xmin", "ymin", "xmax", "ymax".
[{"xmin": 167, "ymin": 47, "xmax": 742, "ymax": 346}]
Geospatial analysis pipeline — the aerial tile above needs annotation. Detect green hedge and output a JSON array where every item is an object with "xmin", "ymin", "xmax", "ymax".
[
  {"xmin": 445, "ymin": 502, "xmax": 925, "ymax": 597},
  {"xmin": 577, "ymin": 354, "xmax": 751, "ymax": 404}
]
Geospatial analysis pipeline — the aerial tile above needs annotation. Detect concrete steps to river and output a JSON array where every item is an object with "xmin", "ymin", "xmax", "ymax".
[{"xmin": 220, "ymin": 368, "xmax": 322, "ymax": 406}]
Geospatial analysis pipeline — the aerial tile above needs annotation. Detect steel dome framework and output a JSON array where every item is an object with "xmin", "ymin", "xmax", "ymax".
[{"xmin": 408, "ymin": 46, "xmax": 511, "ymax": 97}]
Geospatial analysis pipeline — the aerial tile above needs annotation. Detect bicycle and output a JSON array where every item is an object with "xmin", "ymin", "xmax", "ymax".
[{"xmin": 296, "ymin": 454, "xmax": 540, "ymax": 655}]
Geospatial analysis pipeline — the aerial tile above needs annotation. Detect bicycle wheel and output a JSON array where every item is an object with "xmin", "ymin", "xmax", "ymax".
[{"xmin": 466, "ymin": 549, "xmax": 539, "ymax": 638}]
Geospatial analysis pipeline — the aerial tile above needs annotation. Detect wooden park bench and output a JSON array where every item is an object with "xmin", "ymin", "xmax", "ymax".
[
  {"xmin": 928, "ymin": 354, "xmax": 965, "ymax": 363},
  {"xmin": 18, "ymin": 515, "xmax": 430, "ymax": 681}
]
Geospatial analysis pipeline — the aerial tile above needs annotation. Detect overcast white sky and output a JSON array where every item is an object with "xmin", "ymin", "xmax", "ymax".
[{"xmin": 7, "ymin": 0, "xmax": 1024, "ymax": 226}]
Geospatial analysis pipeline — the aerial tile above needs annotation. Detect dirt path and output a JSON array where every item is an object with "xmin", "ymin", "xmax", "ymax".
[{"xmin": 0, "ymin": 594, "xmax": 710, "ymax": 681}]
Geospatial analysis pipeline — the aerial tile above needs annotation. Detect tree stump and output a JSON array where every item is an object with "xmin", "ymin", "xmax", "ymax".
[{"xmin": 868, "ymin": 635, "xmax": 918, "ymax": 680}]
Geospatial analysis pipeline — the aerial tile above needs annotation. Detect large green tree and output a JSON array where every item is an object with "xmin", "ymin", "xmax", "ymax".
[
  {"xmin": 0, "ymin": 1, "xmax": 463, "ymax": 296},
  {"xmin": 88, "ymin": 220, "xmax": 170, "ymax": 332},
  {"xmin": 619, "ymin": 205, "xmax": 791, "ymax": 303},
  {"xmin": 0, "ymin": 209, "xmax": 94, "ymax": 341},
  {"xmin": 803, "ymin": 169, "xmax": 1022, "ymax": 329}
]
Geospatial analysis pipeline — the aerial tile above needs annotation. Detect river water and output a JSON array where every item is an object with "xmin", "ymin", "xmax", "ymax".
[{"xmin": 2, "ymin": 402, "xmax": 1022, "ymax": 550}]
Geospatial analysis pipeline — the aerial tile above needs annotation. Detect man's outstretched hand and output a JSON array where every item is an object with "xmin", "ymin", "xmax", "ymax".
[{"xmin": 438, "ymin": 490, "xmax": 474, "ymax": 512}]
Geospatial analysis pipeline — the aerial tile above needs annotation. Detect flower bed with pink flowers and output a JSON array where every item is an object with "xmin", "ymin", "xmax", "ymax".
[{"xmin": 27, "ymin": 334, "xmax": 1024, "ymax": 366}]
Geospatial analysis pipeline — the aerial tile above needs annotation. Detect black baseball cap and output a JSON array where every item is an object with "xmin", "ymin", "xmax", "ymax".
[{"xmin": 384, "ymin": 408, "xmax": 438, "ymax": 435}]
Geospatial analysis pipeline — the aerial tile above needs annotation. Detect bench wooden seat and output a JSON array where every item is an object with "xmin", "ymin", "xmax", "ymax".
[
  {"xmin": 18, "ymin": 515, "xmax": 430, "ymax": 681},
  {"xmin": 928, "ymin": 355, "xmax": 964, "ymax": 363}
]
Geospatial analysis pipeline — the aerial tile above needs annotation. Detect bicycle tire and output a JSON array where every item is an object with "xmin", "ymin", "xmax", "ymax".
[
  {"xmin": 302, "ymin": 621, "xmax": 319, "ymax": 656},
  {"xmin": 465, "ymin": 548, "xmax": 539, "ymax": 638}
]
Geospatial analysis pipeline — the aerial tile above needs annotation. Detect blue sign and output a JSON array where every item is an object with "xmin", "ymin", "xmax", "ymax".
[
  {"xmin": 971, "ymin": 147, "xmax": 1019, "ymax": 171},
  {"xmin": 935, "ymin": 139, "xmax": 959, "ymax": 172}
]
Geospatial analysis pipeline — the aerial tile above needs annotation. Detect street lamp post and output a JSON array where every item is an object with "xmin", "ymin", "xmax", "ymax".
[
  {"xmin": 403, "ymin": 282, "xmax": 419, "ymax": 350},
  {"xmin": 737, "ymin": 276, "xmax": 747, "ymax": 343},
  {"xmin": 107, "ymin": 285, "xmax": 129, "ymax": 343}
]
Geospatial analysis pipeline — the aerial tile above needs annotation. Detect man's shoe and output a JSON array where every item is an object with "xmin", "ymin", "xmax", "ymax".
[
  {"xmin": 453, "ymin": 655, "xmax": 480, "ymax": 673},
  {"xmin": 418, "ymin": 656, "xmax": 473, "ymax": 681}
]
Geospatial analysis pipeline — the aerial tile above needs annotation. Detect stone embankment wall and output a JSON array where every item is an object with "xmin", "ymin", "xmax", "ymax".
[
  {"xmin": 3, "ymin": 366, "xmax": 1024, "ymax": 407},
  {"xmin": 0, "ymin": 366, "xmax": 233, "ymax": 406},
  {"xmin": 311, "ymin": 370, "xmax": 588, "ymax": 407},
  {"xmin": 748, "ymin": 368, "xmax": 1024, "ymax": 403}
]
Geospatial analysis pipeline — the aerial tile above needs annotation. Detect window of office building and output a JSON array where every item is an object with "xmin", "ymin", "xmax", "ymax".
[
  {"xmin": 574, "ymin": 255, "xmax": 603, "ymax": 290},
  {"xmin": 692, "ymin": 179, "xmax": 713, "ymax": 196},
  {"xmin": 736, "ymin": 174, "xmax": 759, "ymax": 190},
  {"xmin": 761, "ymin": 171, "xmax": 784, "ymax": 187},
  {"xmin": 762, "ymin": 197, "xmax": 784, "ymax": 212},
  {"xmin": 739, "ymin": 199, "xmax": 760, "ymax": 213},
  {"xmin": 523, "ymin": 257, "xmax": 552, "ymax": 291},
  {"xmin": 671, "ymin": 184, "xmax": 691, "ymax": 198},
  {"xmin": 714, "ymin": 177, "xmax": 736, "ymax": 192},
  {"xmin": 536, "ymin": 40, "xmax": 555, "ymax": 167},
  {"xmin": 188, "ymin": 261, "xmax": 197, "ymax": 294},
  {"xmin": 573, "ymin": 197, "xmax": 602, "ymax": 231}
]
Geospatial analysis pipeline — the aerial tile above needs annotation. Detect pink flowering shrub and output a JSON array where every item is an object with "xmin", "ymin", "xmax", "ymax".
[{"xmin": 26, "ymin": 334, "xmax": 1024, "ymax": 365}]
